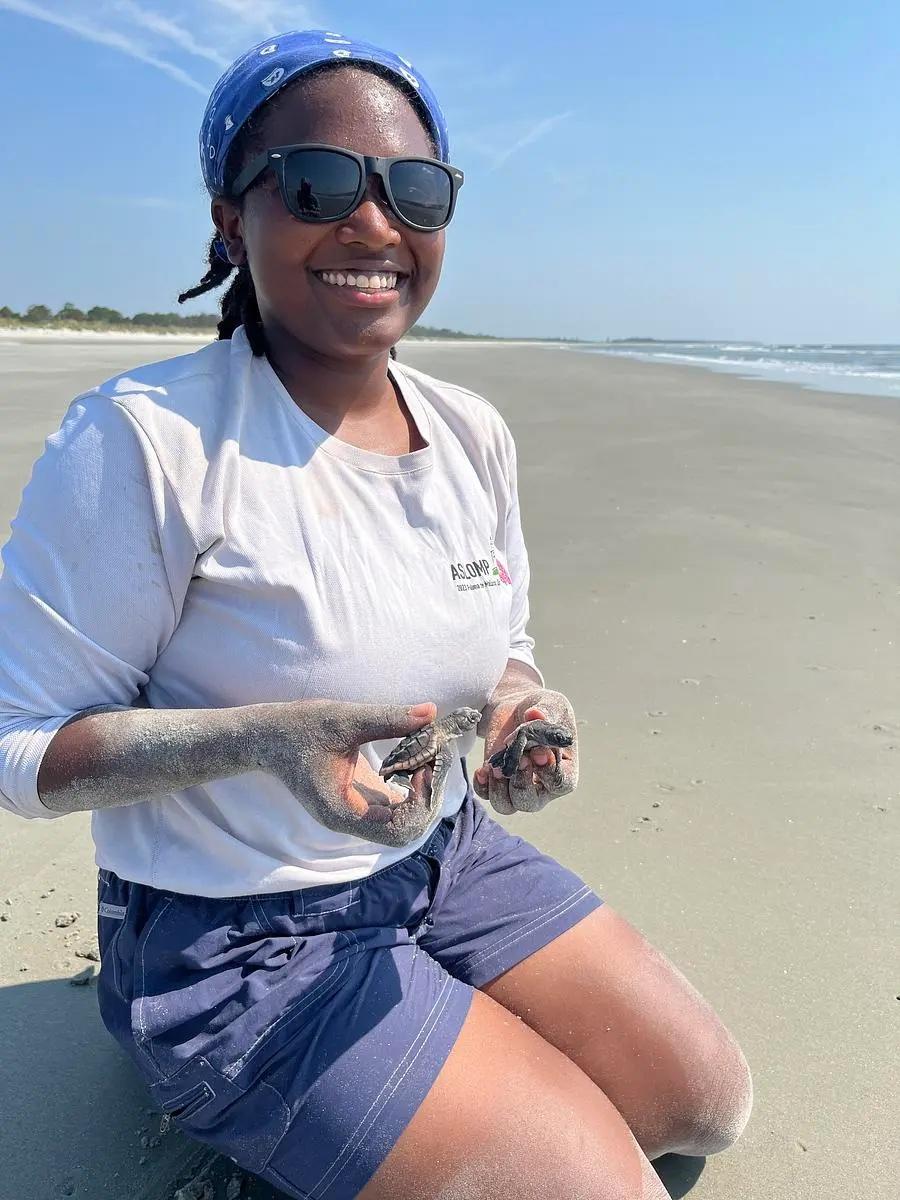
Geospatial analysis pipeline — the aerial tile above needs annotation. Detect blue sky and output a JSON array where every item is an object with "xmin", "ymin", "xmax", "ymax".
[{"xmin": 1, "ymin": 0, "xmax": 898, "ymax": 342}]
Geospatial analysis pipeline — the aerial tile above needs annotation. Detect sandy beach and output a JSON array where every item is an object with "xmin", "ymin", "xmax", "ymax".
[{"xmin": 0, "ymin": 336, "xmax": 897, "ymax": 1199}]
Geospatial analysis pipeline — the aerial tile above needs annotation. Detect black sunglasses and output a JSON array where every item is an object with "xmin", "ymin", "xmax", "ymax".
[{"xmin": 228, "ymin": 143, "xmax": 465, "ymax": 232}]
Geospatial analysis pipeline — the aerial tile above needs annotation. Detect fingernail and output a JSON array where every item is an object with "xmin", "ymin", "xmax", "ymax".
[{"xmin": 407, "ymin": 703, "xmax": 433, "ymax": 718}]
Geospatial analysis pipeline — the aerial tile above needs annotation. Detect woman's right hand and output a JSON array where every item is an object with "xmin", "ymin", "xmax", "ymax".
[{"xmin": 254, "ymin": 699, "xmax": 439, "ymax": 847}]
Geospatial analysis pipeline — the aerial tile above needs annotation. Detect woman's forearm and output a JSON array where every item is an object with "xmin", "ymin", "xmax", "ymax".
[
  {"xmin": 476, "ymin": 659, "xmax": 544, "ymax": 738},
  {"xmin": 37, "ymin": 703, "xmax": 276, "ymax": 814}
]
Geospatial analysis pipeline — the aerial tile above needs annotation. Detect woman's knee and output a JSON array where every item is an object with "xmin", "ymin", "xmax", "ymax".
[
  {"xmin": 360, "ymin": 990, "xmax": 669, "ymax": 1200},
  {"xmin": 662, "ymin": 1030, "xmax": 753, "ymax": 1158}
]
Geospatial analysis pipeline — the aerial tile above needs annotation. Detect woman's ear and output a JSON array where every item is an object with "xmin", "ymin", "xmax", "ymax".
[{"xmin": 211, "ymin": 197, "xmax": 247, "ymax": 266}]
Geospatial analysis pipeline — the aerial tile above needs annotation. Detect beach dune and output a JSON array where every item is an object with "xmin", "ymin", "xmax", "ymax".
[{"xmin": 0, "ymin": 337, "xmax": 896, "ymax": 1198}]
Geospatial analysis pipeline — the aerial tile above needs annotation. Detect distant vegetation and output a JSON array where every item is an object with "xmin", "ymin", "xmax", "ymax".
[{"xmin": 0, "ymin": 303, "xmax": 585, "ymax": 343}]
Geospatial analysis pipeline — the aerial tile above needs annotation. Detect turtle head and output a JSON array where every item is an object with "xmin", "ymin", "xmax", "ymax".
[
  {"xmin": 449, "ymin": 707, "xmax": 482, "ymax": 736},
  {"xmin": 544, "ymin": 724, "xmax": 574, "ymax": 749}
]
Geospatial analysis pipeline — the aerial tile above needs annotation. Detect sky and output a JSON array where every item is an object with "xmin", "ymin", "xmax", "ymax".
[{"xmin": 1, "ymin": 0, "xmax": 898, "ymax": 342}]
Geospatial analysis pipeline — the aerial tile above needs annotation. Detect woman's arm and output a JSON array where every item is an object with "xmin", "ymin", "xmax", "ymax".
[
  {"xmin": 37, "ymin": 698, "xmax": 438, "ymax": 846},
  {"xmin": 0, "ymin": 393, "xmax": 437, "ymax": 844},
  {"xmin": 37, "ymin": 702, "xmax": 272, "ymax": 812}
]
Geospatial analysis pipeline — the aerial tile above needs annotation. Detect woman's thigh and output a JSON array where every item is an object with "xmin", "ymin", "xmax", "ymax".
[
  {"xmin": 414, "ymin": 799, "xmax": 751, "ymax": 1160},
  {"xmin": 359, "ymin": 988, "xmax": 669, "ymax": 1200},
  {"xmin": 480, "ymin": 905, "xmax": 753, "ymax": 1160}
]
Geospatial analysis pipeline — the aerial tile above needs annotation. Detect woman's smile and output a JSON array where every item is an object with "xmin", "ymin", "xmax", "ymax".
[{"xmin": 311, "ymin": 265, "xmax": 408, "ymax": 307}]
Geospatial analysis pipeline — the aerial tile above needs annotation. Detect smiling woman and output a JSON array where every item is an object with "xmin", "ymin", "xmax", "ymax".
[
  {"xmin": 177, "ymin": 54, "xmax": 457, "ymax": 362},
  {"xmin": 0, "ymin": 26, "xmax": 751, "ymax": 1200}
]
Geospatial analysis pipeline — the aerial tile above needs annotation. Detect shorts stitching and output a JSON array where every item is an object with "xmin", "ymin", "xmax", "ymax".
[
  {"xmin": 266, "ymin": 1163, "xmax": 312, "ymax": 1199},
  {"xmin": 254, "ymin": 1077, "xmax": 293, "ymax": 1173},
  {"xmin": 224, "ymin": 931, "xmax": 362, "ymax": 1080},
  {"xmin": 457, "ymin": 885, "xmax": 593, "ymax": 974},
  {"xmin": 134, "ymin": 896, "xmax": 174, "ymax": 1067},
  {"xmin": 248, "ymin": 894, "xmax": 269, "ymax": 931},
  {"xmin": 308, "ymin": 973, "xmax": 457, "ymax": 1199},
  {"xmin": 302, "ymin": 890, "xmax": 361, "ymax": 917}
]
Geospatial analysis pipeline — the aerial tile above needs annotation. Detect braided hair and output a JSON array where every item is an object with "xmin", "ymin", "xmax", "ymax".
[{"xmin": 177, "ymin": 62, "xmax": 439, "ymax": 360}]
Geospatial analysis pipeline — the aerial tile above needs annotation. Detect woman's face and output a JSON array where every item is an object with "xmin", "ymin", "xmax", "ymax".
[{"xmin": 212, "ymin": 68, "xmax": 445, "ymax": 361}]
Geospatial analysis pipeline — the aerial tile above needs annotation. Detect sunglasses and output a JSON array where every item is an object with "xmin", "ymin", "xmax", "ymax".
[{"xmin": 228, "ymin": 143, "xmax": 465, "ymax": 232}]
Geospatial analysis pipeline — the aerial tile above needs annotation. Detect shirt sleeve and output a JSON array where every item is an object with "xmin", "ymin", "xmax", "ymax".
[
  {"xmin": 499, "ymin": 423, "xmax": 544, "ymax": 686},
  {"xmin": 0, "ymin": 393, "xmax": 196, "ymax": 819}
]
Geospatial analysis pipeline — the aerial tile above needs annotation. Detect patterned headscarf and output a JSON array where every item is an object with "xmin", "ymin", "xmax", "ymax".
[{"xmin": 199, "ymin": 28, "xmax": 450, "ymax": 198}]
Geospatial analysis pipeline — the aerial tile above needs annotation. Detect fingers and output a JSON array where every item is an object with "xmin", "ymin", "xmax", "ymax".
[{"xmin": 319, "ymin": 700, "xmax": 437, "ymax": 749}]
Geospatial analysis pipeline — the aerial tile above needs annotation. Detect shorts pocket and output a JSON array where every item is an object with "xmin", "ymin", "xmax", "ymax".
[
  {"xmin": 155, "ymin": 1079, "xmax": 217, "ymax": 1132},
  {"xmin": 148, "ymin": 1057, "xmax": 290, "ymax": 1176}
]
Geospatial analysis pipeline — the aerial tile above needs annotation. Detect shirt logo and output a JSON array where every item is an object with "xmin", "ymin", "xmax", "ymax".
[{"xmin": 450, "ymin": 545, "xmax": 512, "ymax": 592}]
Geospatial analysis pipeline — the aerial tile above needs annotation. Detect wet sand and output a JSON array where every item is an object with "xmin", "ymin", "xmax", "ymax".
[{"xmin": 0, "ymin": 336, "xmax": 897, "ymax": 1198}]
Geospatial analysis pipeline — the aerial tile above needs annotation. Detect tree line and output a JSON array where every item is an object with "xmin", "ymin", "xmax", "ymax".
[
  {"xmin": 1, "ymin": 303, "xmax": 217, "ymax": 331},
  {"xmin": 1, "ymin": 303, "xmax": 583, "ymax": 343}
]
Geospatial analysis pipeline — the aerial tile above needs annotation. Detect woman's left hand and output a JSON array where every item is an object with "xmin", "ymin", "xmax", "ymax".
[{"xmin": 473, "ymin": 688, "xmax": 579, "ymax": 814}]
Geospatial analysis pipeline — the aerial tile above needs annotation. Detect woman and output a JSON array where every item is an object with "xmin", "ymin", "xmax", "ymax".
[{"xmin": 0, "ymin": 29, "xmax": 752, "ymax": 1200}]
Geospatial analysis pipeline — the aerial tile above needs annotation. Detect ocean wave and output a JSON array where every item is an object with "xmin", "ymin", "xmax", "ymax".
[{"xmin": 586, "ymin": 346, "xmax": 900, "ymax": 383}]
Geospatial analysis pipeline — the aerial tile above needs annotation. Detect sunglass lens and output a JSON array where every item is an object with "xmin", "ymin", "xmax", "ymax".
[
  {"xmin": 283, "ymin": 149, "xmax": 361, "ymax": 219},
  {"xmin": 388, "ymin": 161, "xmax": 453, "ymax": 229}
]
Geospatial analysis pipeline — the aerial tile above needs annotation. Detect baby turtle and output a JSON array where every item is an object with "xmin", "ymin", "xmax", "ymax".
[
  {"xmin": 488, "ymin": 718, "xmax": 574, "ymax": 778},
  {"xmin": 380, "ymin": 707, "xmax": 482, "ymax": 800}
]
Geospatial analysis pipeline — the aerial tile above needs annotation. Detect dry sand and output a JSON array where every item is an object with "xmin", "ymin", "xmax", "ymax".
[{"xmin": 0, "ymin": 335, "xmax": 897, "ymax": 1199}]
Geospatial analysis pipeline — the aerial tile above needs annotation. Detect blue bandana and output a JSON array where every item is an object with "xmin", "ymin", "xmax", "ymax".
[{"xmin": 200, "ymin": 28, "xmax": 449, "ymax": 199}]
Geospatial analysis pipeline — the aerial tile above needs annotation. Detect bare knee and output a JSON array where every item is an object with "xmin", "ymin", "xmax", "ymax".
[{"xmin": 660, "ymin": 1035, "xmax": 753, "ymax": 1158}]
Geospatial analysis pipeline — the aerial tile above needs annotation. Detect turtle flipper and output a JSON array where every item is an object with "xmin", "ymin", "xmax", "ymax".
[
  {"xmin": 488, "ymin": 727, "xmax": 528, "ymax": 777},
  {"xmin": 488, "ymin": 720, "xmax": 574, "ymax": 778}
]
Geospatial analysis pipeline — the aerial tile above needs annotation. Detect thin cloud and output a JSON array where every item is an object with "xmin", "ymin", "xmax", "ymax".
[
  {"xmin": 0, "ymin": 0, "xmax": 209, "ymax": 92},
  {"xmin": 207, "ymin": 0, "xmax": 320, "ymax": 36},
  {"xmin": 490, "ymin": 110, "xmax": 574, "ymax": 170},
  {"xmin": 114, "ymin": 1, "xmax": 230, "ymax": 67}
]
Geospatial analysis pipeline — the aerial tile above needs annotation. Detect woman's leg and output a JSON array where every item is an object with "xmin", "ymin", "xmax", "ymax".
[
  {"xmin": 360, "ymin": 988, "xmax": 670, "ymax": 1200},
  {"xmin": 480, "ymin": 906, "xmax": 753, "ymax": 1161},
  {"xmin": 415, "ymin": 798, "xmax": 752, "ymax": 1164}
]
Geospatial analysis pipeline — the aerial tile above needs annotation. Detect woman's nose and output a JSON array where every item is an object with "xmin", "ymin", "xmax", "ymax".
[{"xmin": 336, "ymin": 176, "xmax": 401, "ymax": 246}]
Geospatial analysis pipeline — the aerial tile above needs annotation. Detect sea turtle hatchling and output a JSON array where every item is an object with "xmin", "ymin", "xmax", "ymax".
[
  {"xmin": 488, "ymin": 718, "xmax": 574, "ymax": 778},
  {"xmin": 379, "ymin": 707, "xmax": 482, "ymax": 801}
]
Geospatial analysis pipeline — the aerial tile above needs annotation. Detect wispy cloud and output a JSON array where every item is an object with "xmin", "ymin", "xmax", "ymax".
[
  {"xmin": 0, "ymin": 0, "xmax": 209, "ymax": 92},
  {"xmin": 489, "ymin": 110, "xmax": 574, "ymax": 170},
  {"xmin": 113, "ymin": 1, "xmax": 230, "ymax": 68},
  {"xmin": 0, "ymin": 0, "xmax": 324, "ymax": 93},
  {"xmin": 206, "ymin": 0, "xmax": 320, "ymax": 37}
]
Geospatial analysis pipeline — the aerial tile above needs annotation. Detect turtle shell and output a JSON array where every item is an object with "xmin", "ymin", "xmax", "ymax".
[{"xmin": 379, "ymin": 725, "xmax": 439, "ymax": 776}]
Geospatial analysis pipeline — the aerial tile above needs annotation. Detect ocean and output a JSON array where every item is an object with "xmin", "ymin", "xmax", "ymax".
[{"xmin": 570, "ymin": 341, "xmax": 900, "ymax": 399}]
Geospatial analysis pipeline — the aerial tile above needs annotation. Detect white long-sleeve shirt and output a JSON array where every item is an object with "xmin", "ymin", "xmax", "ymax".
[{"xmin": 0, "ymin": 326, "xmax": 540, "ymax": 895}]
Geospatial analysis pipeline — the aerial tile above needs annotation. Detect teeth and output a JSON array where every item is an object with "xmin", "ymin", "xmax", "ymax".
[{"xmin": 319, "ymin": 271, "xmax": 398, "ymax": 290}]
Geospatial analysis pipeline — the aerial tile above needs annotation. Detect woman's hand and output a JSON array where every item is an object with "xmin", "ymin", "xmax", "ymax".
[
  {"xmin": 254, "ymin": 699, "xmax": 441, "ymax": 846},
  {"xmin": 473, "ymin": 688, "xmax": 579, "ymax": 814}
]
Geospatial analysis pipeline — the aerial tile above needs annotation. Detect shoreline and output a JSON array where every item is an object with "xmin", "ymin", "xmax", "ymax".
[
  {"xmin": 567, "ymin": 343, "xmax": 900, "ymax": 402},
  {"xmin": 4, "ymin": 325, "xmax": 898, "ymax": 406},
  {"xmin": 0, "ymin": 325, "xmax": 568, "ymax": 348}
]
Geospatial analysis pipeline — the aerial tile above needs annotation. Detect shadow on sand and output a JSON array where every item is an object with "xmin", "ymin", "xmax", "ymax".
[{"xmin": 654, "ymin": 1152, "xmax": 707, "ymax": 1196}]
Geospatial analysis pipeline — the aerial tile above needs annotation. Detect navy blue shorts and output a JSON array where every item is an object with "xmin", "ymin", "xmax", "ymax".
[{"xmin": 96, "ymin": 792, "xmax": 602, "ymax": 1199}]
